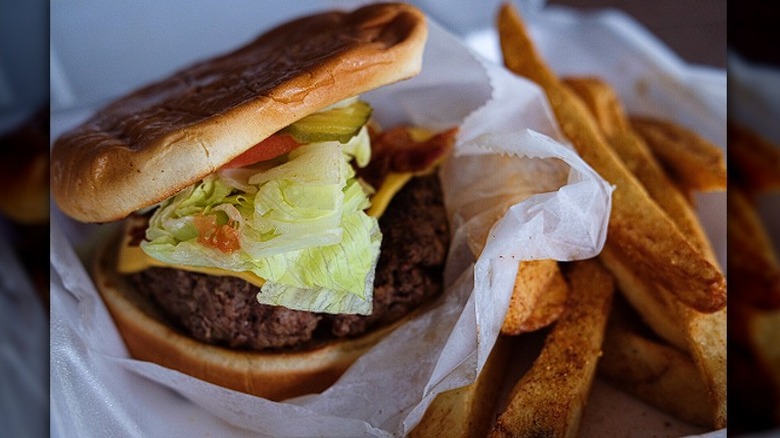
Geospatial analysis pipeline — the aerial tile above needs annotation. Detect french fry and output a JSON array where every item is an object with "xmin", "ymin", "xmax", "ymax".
[
  {"xmin": 563, "ymin": 77, "xmax": 727, "ymax": 426},
  {"xmin": 561, "ymin": 77, "xmax": 628, "ymax": 137},
  {"xmin": 564, "ymin": 76, "xmax": 719, "ymax": 265},
  {"xmin": 496, "ymin": 2, "xmax": 729, "ymax": 430},
  {"xmin": 410, "ymin": 335, "xmax": 514, "ymax": 438},
  {"xmin": 597, "ymin": 247, "xmax": 686, "ymax": 349},
  {"xmin": 671, "ymin": 302, "xmax": 727, "ymax": 427},
  {"xmin": 599, "ymin": 298, "xmax": 711, "ymax": 426},
  {"xmin": 561, "ymin": 76, "xmax": 727, "ymax": 427},
  {"xmin": 502, "ymin": 260, "xmax": 569, "ymax": 335},
  {"xmin": 489, "ymin": 259, "xmax": 614, "ymax": 438},
  {"xmin": 497, "ymin": 3, "xmax": 726, "ymax": 313},
  {"xmin": 728, "ymin": 122, "xmax": 780, "ymax": 193},
  {"xmin": 629, "ymin": 117, "xmax": 727, "ymax": 192},
  {"xmin": 598, "ymin": 248, "xmax": 726, "ymax": 429}
]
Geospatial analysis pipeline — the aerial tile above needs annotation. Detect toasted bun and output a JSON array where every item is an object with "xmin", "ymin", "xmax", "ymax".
[
  {"xmin": 52, "ymin": 3, "xmax": 427, "ymax": 223},
  {"xmin": 93, "ymin": 233, "xmax": 404, "ymax": 401}
]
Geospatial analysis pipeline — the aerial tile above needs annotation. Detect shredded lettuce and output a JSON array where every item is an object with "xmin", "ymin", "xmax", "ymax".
[{"xmin": 140, "ymin": 126, "xmax": 380, "ymax": 315}]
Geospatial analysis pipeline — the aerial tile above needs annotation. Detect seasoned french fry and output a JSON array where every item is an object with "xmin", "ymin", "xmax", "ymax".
[
  {"xmin": 410, "ymin": 336, "xmax": 514, "ymax": 438},
  {"xmin": 489, "ymin": 259, "xmax": 614, "ymax": 438},
  {"xmin": 630, "ymin": 117, "xmax": 727, "ymax": 192},
  {"xmin": 600, "ymin": 244, "xmax": 726, "ymax": 427},
  {"xmin": 561, "ymin": 80, "xmax": 728, "ymax": 424},
  {"xmin": 497, "ymin": 3, "xmax": 726, "ymax": 313},
  {"xmin": 728, "ymin": 122, "xmax": 780, "ymax": 193},
  {"xmin": 597, "ymin": 247, "xmax": 686, "ymax": 349},
  {"xmin": 565, "ymin": 78, "xmax": 728, "ymax": 424},
  {"xmin": 502, "ymin": 260, "xmax": 569, "ymax": 335},
  {"xmin": 562, "ymin": 77, "xmax": 628, "ymax": 137},
  {"xmin": 672, "ymin": 303, "xmax": 727, "ymax": 427},
  {"xmin": 564, "ymin": 76, "xmax": 719, "ymax": 265},
  {"xmin": 599, "ymin": 298, "xmax": 711, "ymax": 426}
]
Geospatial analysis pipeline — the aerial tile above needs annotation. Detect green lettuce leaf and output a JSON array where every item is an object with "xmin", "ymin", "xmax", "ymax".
[{"xmin": 140, "ymin": 128, "xmax": 380, "ymax": 314}]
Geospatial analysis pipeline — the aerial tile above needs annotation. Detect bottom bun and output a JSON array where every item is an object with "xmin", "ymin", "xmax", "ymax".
[{"xmin": 92, "ymin": 234, "xmax": 404, "ymax": 401}]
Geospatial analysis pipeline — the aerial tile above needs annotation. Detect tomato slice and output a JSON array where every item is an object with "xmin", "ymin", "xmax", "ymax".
[
  {"xmin": 222, "ymin": 134, "xmax": 301, "ymax": 169},
  {"xmin": 193, "ymin": 214, "xmax": 241, "ymax": 253}
]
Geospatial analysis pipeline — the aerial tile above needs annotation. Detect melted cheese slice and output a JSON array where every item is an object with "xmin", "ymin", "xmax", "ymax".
[
  {"xmin": 116, "ymin": 215, "xmax": 269, "ymax": 287},
  {"xmin": 118, "ymin": 244, "xmax": 268, "ymax": 287},
  {"xmin": 366, "ymin": 172, "xmax": 412, "ymax": 218},
  {"xmin": 116, "ymin": 170, "xmax": 414, "ymax": 286}
]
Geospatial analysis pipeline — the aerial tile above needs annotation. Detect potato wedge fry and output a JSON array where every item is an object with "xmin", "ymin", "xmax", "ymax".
[
  {"xmin": 411, "ymin": 335, "xmax": 514, "ymax": 438},
  {"xmin": 728, "ymin": 186, "xmax": 780, "ymax": 308},
  {"xmin": 599, "ymin": 298, "xmax": 711, "ymax": 426},
  {"xmin": 489, "ymin": 259, "xmax": 614, "ymax": 438},
  {"xmin": 728, "ymin": 122, "xmax": 780, "ymax": 193},
  {"xmin": 564, "ymin": 76, "xmax": 719, "ymax": 265},
  {"xmin": 669, "ymin": 303, "xmax": 727, "ymax": 427},
  {"xmin": 561, "ymin": 77, "xmax": 628, "ymax": 138},
  {"xmin": 502, "ymin": 260, "xmax": 569, "ymax": 335},
  {"xmin": 497, "ymin": 3, "xmax": 726, "ymax": 313},
  {"xmin": 597, "ymin": 246, "xmax": 686, "ymax": 349},
  {"xmin": 561, "ymin": 75, "xmax": 728, "ymax": 428},
  {"xmin": 599, "ymin": 244, "xmax": 726, "ymax": 427},
  {"xmin": 629, "ymin": 117, "xmax": 727, "ymax": 192},
  {"xmin": 561, "ymin": 77, "xmax": 727, "ymax": 425}
]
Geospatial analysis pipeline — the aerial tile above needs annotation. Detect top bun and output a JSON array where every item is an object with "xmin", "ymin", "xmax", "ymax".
[{"xmin": 52, "ymin": 3, "xmax": 427, "ymax": 223}]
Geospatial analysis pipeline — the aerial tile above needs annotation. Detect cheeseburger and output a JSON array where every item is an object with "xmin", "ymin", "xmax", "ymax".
[{"xmin": 52, "ymin": 3, "xmax": 456, "ymax": 400}]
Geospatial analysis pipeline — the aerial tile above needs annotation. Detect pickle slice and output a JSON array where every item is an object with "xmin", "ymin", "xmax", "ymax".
[{"xmin": 284, "ymin": 100, "xmax": 372, "ymax": 144}]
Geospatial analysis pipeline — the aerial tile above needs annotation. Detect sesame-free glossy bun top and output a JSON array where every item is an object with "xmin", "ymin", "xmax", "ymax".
[{"xmin": 51, "ymin": 3, "xmax": 427, "ymax": 223}]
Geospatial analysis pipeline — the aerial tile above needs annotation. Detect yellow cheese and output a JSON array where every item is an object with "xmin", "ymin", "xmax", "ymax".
[
  {"xmin": 117, "ymin": 243, "xmax": 267, "ymax": 287},
  {"xmin": 364, "ymin": 126, "xmax": 434, "ymax": 217},
  {"xmin": 116, "ymin": 214, "xmax": 267, "ymax": 287},
  {"xmin": 366, "ymin": 172, "xmax": 413, "ymax": 218}
]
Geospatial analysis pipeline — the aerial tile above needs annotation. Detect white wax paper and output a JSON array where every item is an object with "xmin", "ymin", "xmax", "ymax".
[{"xmin": 50, "ymin": 17, "xmax": 612, "ymax": 438}]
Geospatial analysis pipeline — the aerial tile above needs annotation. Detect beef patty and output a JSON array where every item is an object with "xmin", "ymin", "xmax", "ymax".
[{"xmin": 129, "ymin": 174, "xmax": 450, "ymax": 351}]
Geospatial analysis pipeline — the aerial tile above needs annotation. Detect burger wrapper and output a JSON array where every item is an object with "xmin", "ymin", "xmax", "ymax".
[{"xmin": 50, "ymin": 9, "xmax": 722, "ymax": 436}]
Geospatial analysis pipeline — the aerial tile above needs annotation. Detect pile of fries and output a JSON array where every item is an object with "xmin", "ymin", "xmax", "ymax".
[{"xmin": 412, "ymin": 3, "xmax": 736, "ymax": 436}]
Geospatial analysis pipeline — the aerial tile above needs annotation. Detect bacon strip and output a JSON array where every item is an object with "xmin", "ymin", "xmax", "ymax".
[{"xmin": 361, "ymin": 126, "xmax": 457, "ymax": 188}]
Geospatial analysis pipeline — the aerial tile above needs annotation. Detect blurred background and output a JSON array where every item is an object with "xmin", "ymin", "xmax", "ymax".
[
  {"xmin": 48, "ymin": 0, "xmax": 727, "ymax": 113},
  {"xmin": 548, "ymin": 0, "xmax": 725, "ymax": 68},
  {"xmin": 726, "ymin": 1, "xmax": 780, "ymax": 435},
  {"xmin": 0, "ymin": 0, "xmax": 49, "ymax": 438}
]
